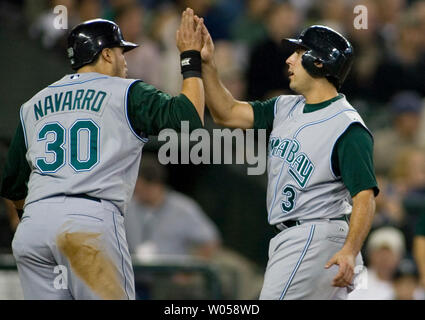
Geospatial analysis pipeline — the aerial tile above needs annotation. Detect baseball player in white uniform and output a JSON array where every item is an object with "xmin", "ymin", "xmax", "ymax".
[
  {"xmin": 199, "ymin": 23, "xmax": 379, "ymax": 299},
  {"xmin": 0, "ymin": 9, "xmax": 205, "ymax": 299}
]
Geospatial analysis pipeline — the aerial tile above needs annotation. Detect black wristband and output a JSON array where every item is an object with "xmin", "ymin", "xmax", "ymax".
[
  {"xmin": 180, "ymin": 50, "xmax": 202, "ymax": 79},
  {"xmin": 17, "ymin": 209, "xmax": 24, "ymax": 219}
]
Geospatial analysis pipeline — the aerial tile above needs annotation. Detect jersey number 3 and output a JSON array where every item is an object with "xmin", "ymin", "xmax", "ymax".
[
  {"xmin": 36, "ymin": 119, "xmax": 99, "ymax": 173},
  {"xmin": 281, "ymin": 185, "xmax": 296, "ymax": 213}
]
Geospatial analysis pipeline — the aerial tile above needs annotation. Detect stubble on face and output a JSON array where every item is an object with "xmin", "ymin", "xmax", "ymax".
[{"xmin": 113, "ymin": 47, "xmax": 128, "ymax": 78}]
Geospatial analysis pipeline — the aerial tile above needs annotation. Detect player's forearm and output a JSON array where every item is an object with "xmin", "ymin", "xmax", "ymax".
[
  {"xmin": 343, "ymin": 189, "xmax": 376, "ymax": 256},
  {"xmin": 181, "ymin": 77, "xmax": 205, "ymax": 125},
  {"xmin": 12, "ymin": 199, "xmax": 25, "ymax": 210},
  {"xmin": 203, "ymin": 62, "xmax": 239, "ymax": 126},
  {"xmin": 413, "ymin": 236, "xmax": 425, "ymax": 283},
  {"xmin": 4, "ymin": 199, "xmax": 20, "ymax": 230}
]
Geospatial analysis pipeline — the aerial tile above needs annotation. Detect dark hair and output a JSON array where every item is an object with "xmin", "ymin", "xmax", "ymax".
[
  {"xmin": 326, "ymin": 76, "xmax": 339, "ymax": 89},
  {"xmin": 138, "ymin": 153, "xmax": 168, "ymax": 184}
]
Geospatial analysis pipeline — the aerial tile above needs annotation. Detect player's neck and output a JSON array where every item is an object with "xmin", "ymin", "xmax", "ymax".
[
  {"xmin": 302, "ymin": 82, "xmax": 338, "ymax": 104},
  {"xmin": 77, "ymin": 65, "xmax": 114, "ymax": 77}
]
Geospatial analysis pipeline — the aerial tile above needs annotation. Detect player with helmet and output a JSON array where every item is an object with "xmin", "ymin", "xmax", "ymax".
[
  {"xmin": 0, "ymin": 9, "xmax": 204, "ymax": 299},
  {"xmin": 199, "ymin": 23, "xmax": 379, "ymax": 299}
]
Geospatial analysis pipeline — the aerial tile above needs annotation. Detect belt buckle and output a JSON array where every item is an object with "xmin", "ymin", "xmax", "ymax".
[
  {"xmin": 274, "ymin": 222, "xmax": 286, "ymax": 234},
  {"xmin": 275, "ymin": 220, "xmax": 297, "ymax": 233},
  {"xmin": 276, "ymin": 223, "xmax": 286, "ymax": 231}
]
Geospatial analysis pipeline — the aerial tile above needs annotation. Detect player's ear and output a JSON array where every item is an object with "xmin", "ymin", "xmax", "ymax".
[{"xmin": 100, "ymin": 48, "xmax": 114, "ymax": 64}]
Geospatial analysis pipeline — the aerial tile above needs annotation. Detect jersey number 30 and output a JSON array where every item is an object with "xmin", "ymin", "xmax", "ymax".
[{"xmin": 36, "ymin": 120, "xmax": 99, "ymax": 173}]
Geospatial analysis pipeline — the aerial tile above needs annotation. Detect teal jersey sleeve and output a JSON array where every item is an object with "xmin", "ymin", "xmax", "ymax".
[
  {"xmin": 127, "ymin": 81, "xmax": 203, "ymax": 136},
  {"xmin": 0, "ymin": 121, "xmax": 31, "ymax": 200},
  {"xmin": 332, "ymin": 123, "xmax": 379, "ymax": 197},
  {"xmin": 249, "ymin": 97, "xmax": 277, "ymax": 131}
]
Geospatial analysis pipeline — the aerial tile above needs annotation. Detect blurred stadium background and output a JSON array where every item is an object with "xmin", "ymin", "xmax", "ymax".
[{"xmin": 0, "ymin": 0, "xmax": 424, "ymax": 299}]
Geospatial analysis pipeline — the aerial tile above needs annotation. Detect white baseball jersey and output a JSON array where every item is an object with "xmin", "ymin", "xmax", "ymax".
[
  {"xmin": 20, "ymin": 72, "xmax": 146, "ymax": 214},
  {"xmin": 267, "ymin": 94, "xmax": 369, "ymax": 225}
]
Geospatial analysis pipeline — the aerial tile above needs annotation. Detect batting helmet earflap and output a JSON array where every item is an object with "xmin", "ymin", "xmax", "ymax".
[
  {"xmin": 281, "ymin": 25, "xmax": 354, "ymax": 89},
  {"xmin": 67, "ymin": 19, "xmax": 139, "ymax": 70}
]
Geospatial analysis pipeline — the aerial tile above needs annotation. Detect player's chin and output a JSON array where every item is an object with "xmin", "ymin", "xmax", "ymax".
[{"xmin": 288, "ymin": 81, "xmax": 297, "ymax": 92}]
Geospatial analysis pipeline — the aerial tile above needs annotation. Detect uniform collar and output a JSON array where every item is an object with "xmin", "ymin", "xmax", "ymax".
[{"xmin": 303, "ymin": 94, "xmax": 344, "ymax": 113}]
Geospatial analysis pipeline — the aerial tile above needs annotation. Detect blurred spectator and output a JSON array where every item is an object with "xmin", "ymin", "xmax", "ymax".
[
  {"xmin": 246, "ymin": 2, "xmax": 300, "ymax": 100},
  {"xmin": 374, "ymin": 9, "xmax": 425, "ymax": 101},
  {"xmin": 230, "ymin": 0, "xmax": 271, "ymax": 48},
  {"xmin": 214, "ymin": 41, "xmax": 246, "ymax": 101},
  {"xmin": 375, "ymin": 0, "xmax": 406, "ymax": 51},
  {"xmin": 312, "ymin": 0, "xmax": 348, "ymax": 33},
  {"xmin": 374, "ymin": 91, "xmax": 424, "ymax": 176},
  {"xmin": 24, "ymin": 0, "xmax": 50, "ymax": 25},
  {"xmin": 103, "ymin": 0, "xmax": 136, "ymax": 21},
  {"xmin": 373, "ymin": 174, "xmax": 405, "ymax": 228},
  {"xmin": 124, "ymin": 154, "xmax": 222, "ymax": 299},
  {"xmin": 176, "ymin": 0, "xmax": 211, "ymax": 17},
  {"xmin": 348, "ymin": 227, "xmax": 405, "ymax": 300},
  {"xmin": 177, "ymin": 0, "xmax": 240, "ymax": 41},
  {"xmin": 391, "ymin": 147, "xmax": 425, "ymax": 195},
  {"xmin": 391, "ymin": 147, "xmax": 425, "ymax": 253},
  {"xmin": 392, "ymin": 258, "xmax": 424, "ymax": 300},
  {"xmin": 124, "ymin": 154, "xmax": 221, "ymax": 260},
  {"xmin": 414, "ymin": 209, "xmax": 425, "ymax": 290},
  {"xmin": 123, "ymin": 155, "xmax": 264, "ymax": 299},
  {"xmin": 114, "ymin": 2, "xmax": 162, "ymax": 87},
  {"xmin": 413, "ymin": 0, "xmax": 425, "ymax": 51},
  {"xmin": 418, "ymin": 97, "xmax": 425, "ymax": 149},
  {"xmin": 150, "ymin": 3, "xmax": 181, "ymax": 95},
  {"xmin": 288, "ymin": 0, "xmax": 313, "ymax": 19},
  {"xmin": 76, "ymin": 0, "xmax": 102, "ymax": 22},
  {"xmin": 343, "ymin": 0, "xmax": 383, "ymax": 101}
]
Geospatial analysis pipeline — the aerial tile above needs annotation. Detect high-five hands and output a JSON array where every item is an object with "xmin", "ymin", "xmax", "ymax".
[{"xmin": 176, "ymin": 8, "xmax": 204, "ymax": 53}]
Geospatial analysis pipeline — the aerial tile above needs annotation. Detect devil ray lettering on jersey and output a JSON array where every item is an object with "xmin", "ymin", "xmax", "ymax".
[
  {"xmin": 288, "ymin": 152, "xmax": 314, "ymax": 188},
  {"xmin": 33, "ymin": 89, "xmax": 107, "ymax": 120},
  {"xmin": 269, "ymin": 137, "xmax": 291, "ymax": 158},
  {"xmin": 269, "ymin": 136, "xmax": 314, "ymax": 188}
]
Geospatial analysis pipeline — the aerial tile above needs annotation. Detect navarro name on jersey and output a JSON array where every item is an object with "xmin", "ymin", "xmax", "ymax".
[
  {"xmin": 33, "ymin": 89, "xmax": 107, "ymax": 121},
  {"xmin": 269, "ymin": 136, "xmax": 315, "ymax": 188}
]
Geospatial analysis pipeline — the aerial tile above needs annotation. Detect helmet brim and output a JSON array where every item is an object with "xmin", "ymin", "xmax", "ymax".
[
  {"xmin": 120, "ymin": 40, "xmax": 139, "ymax": 52},
  {"xmin": 281, "ymin": 38, "xmax": 309, "ymax": 52}
]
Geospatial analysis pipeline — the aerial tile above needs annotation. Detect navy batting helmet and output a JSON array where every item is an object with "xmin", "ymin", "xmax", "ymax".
[
  {"xmin": 67, "ymin": 19, "xmax": 139, "ymax": 70},
  {"xmin": 281, "ymin": 25, "xmax": 354, "ymax": 89}
]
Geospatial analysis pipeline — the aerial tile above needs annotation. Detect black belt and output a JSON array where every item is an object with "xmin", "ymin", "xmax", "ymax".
[
  {"xmin": 67, "ymin": 193, "xmax": 101, "ymax": 203},
  {"xmin": 274, "ymin": 215, "xmax": 349, "ymax": 233}
]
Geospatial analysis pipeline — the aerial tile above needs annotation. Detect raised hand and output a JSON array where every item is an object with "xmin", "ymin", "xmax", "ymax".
[
  {"xmin": 199, "ymin": 21, "xmax": 214, "ymax": 64},
  {"xmin": 176, "ymin": 8, "xmax": 203, "ymax": 53}
]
